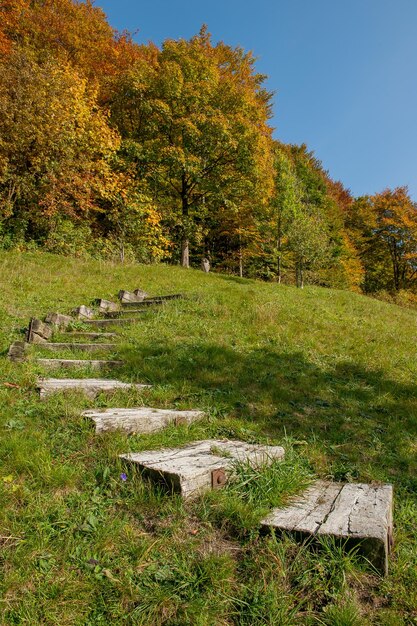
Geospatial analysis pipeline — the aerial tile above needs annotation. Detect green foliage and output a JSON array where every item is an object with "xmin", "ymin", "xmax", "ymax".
[
  {"xmin": 349, "ymin": 187, "xmax": 417, "ymax": 293},
  {"xmin": 110, "ymin": 26, "xmax": 274, "ymax": 267}
]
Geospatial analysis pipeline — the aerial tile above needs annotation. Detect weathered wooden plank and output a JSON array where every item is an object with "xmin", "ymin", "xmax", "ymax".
[
  {"xmin": 83, "ymin": 407, "xmax": 205, "ymax": 434},
  {"xmin": 262, "ymin": 482, "xmax": 343, "ymax": 535},
  {"xmin": 61, "ymin": 331, "xmax": 117, "ymax": 339},
  {"xmin": 8, "ymin": 341, "xmax": 27, "ymax": 362},
  {"xmin": 37, "ymin": 378, "xmax": 151, "ymax": 399},
  {"xmin": 120, "ymin": 439, "xmax": 285, "ymax": 499},
  {"xmin": 133, "ymin": 289, "xmax": 150, "ymax": 299},
  {"xmin": 121, "ymin": 294, "xmax": 184, "ymax": 307},
  {"xmin": 72, "ymin": 305, "xmax": 94, "ymax": 320},
  {"xmin": 38, "ymin": 343, "xmax": 118, "ymax": 352},
  {"xmin": 261, "ymin": 480, "xmax": 393, "ymax": 575},
  {"xmin": 36, "ymin": 358, "xmax": 124, "ymax": 370},
  {"xmin": 118, "ymin": 290, "xmax": 148, "ymax": 304},
  {"xmin": 145, "ymin": 293, "xmax": 185, "ymax": 302},
  {"xmin": 31, "ymin": 333, "xmax": 48, "ymax": 344},
  {"xmin": 95, "ymin": 299, "xmax": 119, "ymax": 313},
  {"xmin": 82, "ymin": 318, "xmax": 137, "ymax": 327},
  {"xmin": 104, "ymin": 309, "xmax": 150, "ymax": 318},
  {"xmin": 27, "ymin": 318, "xmax": 53, "ymax": 342},
  {"xmin": 45, "ymin": 312, "xmax": 73, "ymax": 328}
]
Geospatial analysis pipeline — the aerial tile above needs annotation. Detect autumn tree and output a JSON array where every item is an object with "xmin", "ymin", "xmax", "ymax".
[
  {"xmin": 0, "ymin": 48, "xmax": 121, "ymax": 241},
  {"xmin": 349, "ymin": 187, "xmax": 417, "ymax": 292},
  {"xmin": 111, "ymin": 27, "xmax": 274, "ymax": 267}
]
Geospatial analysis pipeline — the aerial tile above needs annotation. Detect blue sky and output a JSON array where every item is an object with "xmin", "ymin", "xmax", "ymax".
[{"xmin": 99, "ymin": 0, "xmax": 417, "ymax": 199}]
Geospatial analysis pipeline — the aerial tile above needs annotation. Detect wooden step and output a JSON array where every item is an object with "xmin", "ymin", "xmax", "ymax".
[
  {"xmin": 45, "ymin": 313, "xmax": 73, "ymax": 328},
  {"xmin": 37, "ymin": 378, "xmax": 151, "ymax": 399},
  {"xmin": 81, "ymin": 318, "xmax": 137, "ymax": 328},
  {"xmin": 72, "ymin": 305, "xmax": 94, "ymax": 320},
  {"xmin": 8, "ymin": 341, "xmax": 27, "ymax": 362},
  {"xmin": 83, "ymin": 407, "xmax": 205, "ymax": 434},
  {"xmin": 27, "ymin": 318, "xmax": 53, "ymax": 343},
  {"xmin": 121, "ymin": 294, "xmax": 184, "ymax": 307},
  {"xmin": 61, "ymin": 332, "xmax": 117, "ymax": 340},
  {"xmin": 104, "ymin": 309, "xmax": 150, "ymax": 318},
  {"xmin": 36, "ymin": 358, "xmax": 123, "ymax": 370},
  {"xmin": 38, "ymin": 342, "xmax": 118, "ymax": 352},
  {"xmin": 120, "ymin": 440, "xmax": 285, "ymax": 500},
  {"xmin": 94, "ymin": 299, "xmax": 119, "ymax": 313},
  {"xmin": 118, "ymin": 289, "xmax": 149, "ymax": 304},
  {"xmin": 261, "ymin": 480, "xmax": 393, "ymax": 576},
  {"xmin": 146, "ymin": 293, "xmax": 184, "ymax": 302}
]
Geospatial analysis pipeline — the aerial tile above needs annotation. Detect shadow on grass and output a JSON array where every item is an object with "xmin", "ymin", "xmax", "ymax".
[{"xmin": 120, "ymin": 341, "xmax": 417, "ymax": 490}]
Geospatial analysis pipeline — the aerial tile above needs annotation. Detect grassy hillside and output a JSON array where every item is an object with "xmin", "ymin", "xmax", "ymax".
[{"xmin": 1, "ymin": 251, "xmax": 416, "ymax": 625}]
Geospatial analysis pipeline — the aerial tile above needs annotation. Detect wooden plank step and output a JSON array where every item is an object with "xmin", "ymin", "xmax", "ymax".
[
  {"xmin": 94, "ymin": 299, "xmax": 119, "ymax": 313},
  {"xmin": 121, "ymin": 294, "xmax": 184, "ymax": 307},
  {"xmin": 27, "ymin": 318, "xmax": 53, "ymax": 343},
  {"xmin": 8, "ymin": 341, "xmax": 27, "ymax": 362},
  {"xmin": 118, "ymin": 289, "xmax": 149, "ymax": 304},
  {"xmin": 81, "ymin": 318, "xmax": 137, "ymax": 327},
  {"xmin": 61, "ymin": 332, "xmax": 117, "ymax": 340},
  {"xmin": 72, "ymin": 305, "xmax": 94, "ymax": 320},
  {"xmin": 146, "ymin": 293, "xmax": 184, "ymax": 302},
  {"xmin": 120, "ymin": 439, "xmax": 285, "ymax": 500},
  {"xmin": 260, "ymin": 480, "xmax": 393, "ymax": 576},
  {"xmin": 37, "ymin": 378, "xmax": 150, "ymax": 399},
  {"xmin": 45, "ymin": 313, "xmax": 73, "ymax": 328},
  {"xmin": 104, "ymin": 309, "xmax": 151, "ymax": 318},
  {"xmin": 38, "ymin": 343, "xmax": 118, "ymax": 352},
  {"xmin": 36, "ymin": 358, "xmax": 123, "ymax": 370},
  {"xmin": 83, "ymin": 407, "xmax": 205, "ymax": 434}
]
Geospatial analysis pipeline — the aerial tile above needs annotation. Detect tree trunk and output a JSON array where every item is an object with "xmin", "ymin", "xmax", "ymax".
[
  {"xmin": 277, "ymin": 214, "xmax": 282, "ymax": 284},
  {"xmin": 181, "ymin": 175, "xmax": 190, "ymax": 268},
  {"xmin": 296, "ymin": 260, "xmax": 304, "ymax": 288},
  {"xmin": 238, "ymin": 233, "xmax": 243, "ymax": 277},
  {"xmin": 181, "ymin": 239, "xmax": 190, "ymax": 268}
]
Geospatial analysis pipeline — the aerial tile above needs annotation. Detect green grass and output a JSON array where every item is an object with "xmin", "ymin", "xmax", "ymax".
[{"xmin": 1, "ymin": 250, "xmax": 417, "ymax": 624}]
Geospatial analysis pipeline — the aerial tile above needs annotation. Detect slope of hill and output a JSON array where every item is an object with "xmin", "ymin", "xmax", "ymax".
[{"xmin": 0, "ymin": 251, "xmax": 416, "ymax": 625}]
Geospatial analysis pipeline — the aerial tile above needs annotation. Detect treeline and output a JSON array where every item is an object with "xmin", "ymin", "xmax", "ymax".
[{"xmin": 1, "ymin": 0, "xmax": 417, "ymax": 296}]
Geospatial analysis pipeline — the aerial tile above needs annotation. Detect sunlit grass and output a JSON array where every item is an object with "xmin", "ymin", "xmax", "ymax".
[{"xmin": 0, "ymin": 250, "xmax": 417, "ymax": 624}]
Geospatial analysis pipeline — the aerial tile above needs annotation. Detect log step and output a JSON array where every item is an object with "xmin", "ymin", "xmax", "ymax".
[
  {"xmin": 261, "ymin": 480, "xmax": 393, "ymax": 576},
  {"xmin": 104, "ymin": 308, "xmax": 153, "ymax": 318},
  {"xmin": 27, "ymin": 318, "xmax": 53, "ymax": 343},
  {"xmin": 45, "ymin": 313, "xmax": 73, "ymax": 328},
  {"xmin": 120, "ymin": 439, "xmax": 285, "ymax": 500},
  {"xmin": 72, "ymin": 305, "xmax": 94, "ymax": 320},
  {"xmin": 118, "ymin": 289, "xmax": 149, "ymax": 304},
  {"xmin": 8, "ymin": 341, "xmax": 27, "ymax": 362},
  {"xmin": 81, "ymin": 318, "xmax": 138, "ymax": 327},
  {"xmin": 83, "ymin": 407, "xmax": 205, "ymax": 434},
  {"xmin": 36, "ymin": 358, "xmax": 124, "ymax": 370},
  {"xmin": 61, "ymin": 332, "xmax": 117, "ymax": 340},
  {"xmin": 38, "ymin": 343, "xmax": 118, "ymax": 352},
  {"xmin": 37, "ymin": 378, "xmax": 151, "ymax": 399},
  {"xmin": 94, "ymin": 299, "xmax": 119, "ymax": 313},
  {"xmin": 121, "ymin": 294, "xmax": 184, "ymax": 307}
]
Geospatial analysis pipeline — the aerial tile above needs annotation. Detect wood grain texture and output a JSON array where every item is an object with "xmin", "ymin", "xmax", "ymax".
[
  {"xmin": 121, "ymin": 440, "xmax": 285, "ymax": 499},
  {"xmin": 83, "ymin": 406, "xmax": 205, "ymax": 433},
  {"xmin": 261, "ymin": 480, "xmax": 393, "ymax": 575},
  {"xmin": 45, "ymin": 312, "xmax": 73, "ymax": 327},
  {"xmin": 72, "ymin": 305, "xmax": 95, "ymax": 320},
  {"xmin": 36, "ymin": 358, "xmax": 123, "ymax": 370},
  {"xmin": 37, "ymin": 378, "xmax": 151, "ymax": 399},
  {"xmin": 39, "ymin": 343, "xmax": 118, "ymax": 352}
]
